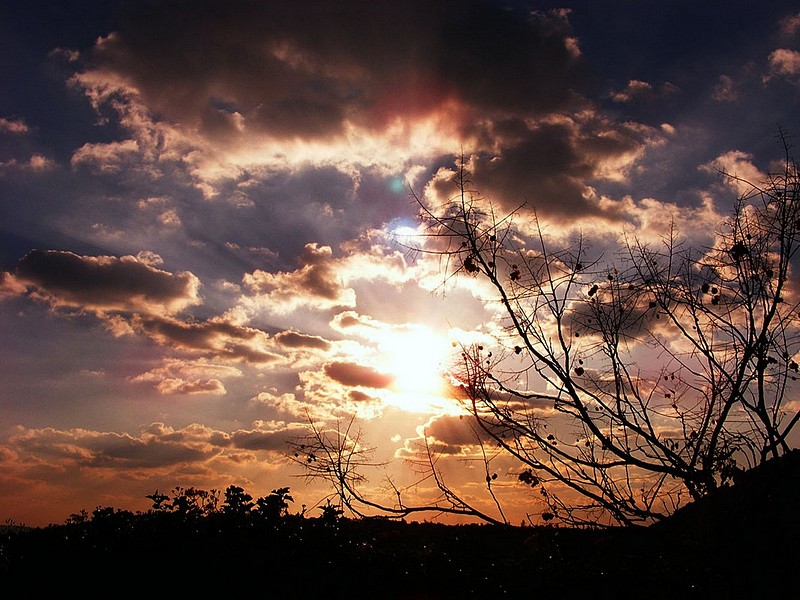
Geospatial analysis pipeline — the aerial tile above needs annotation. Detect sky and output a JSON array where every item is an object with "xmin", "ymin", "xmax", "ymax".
[{"xmin": 1, "ymin": 0, "xmax": 800, "ymax": 527}]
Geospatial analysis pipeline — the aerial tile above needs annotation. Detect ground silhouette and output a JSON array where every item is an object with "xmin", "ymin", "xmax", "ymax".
[{"xmin": 2, "ymin": 451, "xmax": 797, "ymax": 597}]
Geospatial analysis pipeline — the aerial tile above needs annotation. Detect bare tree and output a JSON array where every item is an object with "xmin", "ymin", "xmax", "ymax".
[
  {"xmin": 288, "ymin": 415, "xmax": 507, "ymax": 524},
  {"xmin": 293, "ymin": 134, "xmax": 800, "ymax": 527}
]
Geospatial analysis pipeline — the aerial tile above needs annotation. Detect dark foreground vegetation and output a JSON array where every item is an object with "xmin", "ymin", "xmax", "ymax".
[{"xmin": 2, "ymin": 451, "xmax": 798, "ymax": 598}]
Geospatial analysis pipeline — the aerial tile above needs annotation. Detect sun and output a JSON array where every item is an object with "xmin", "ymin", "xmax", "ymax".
[{"xmin": 378, "ymin": 326, "xmax": 458, "ymax": 414}]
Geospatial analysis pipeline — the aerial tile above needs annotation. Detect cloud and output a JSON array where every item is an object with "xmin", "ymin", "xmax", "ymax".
[
  {"xmin": 423, "ymin": 414, "xmax": 488, "ymax": 448},
  {"xmin": 0, "ymin": 155, "xmax": 57, "ymax": 174},
  {"xmin": 260, "ymin": 366, "xmax": 385, "ymax": 420},
  {"xmin": 712, "ymin": 75, "xmax": 739, "ymax": 102},
  {"xmin": 251, "ymin": 390, "xmax": 313, "ymax": 419},
  {"xmin": 242, "ymin": 243, "xmax": 356, "ymax": 314},
  {"xmin": 620, "ymin": 193, "xmax": 723, "ymax": 246},
  {"xmin": 779, "ymin": 12, "xmax": 800, "ymax": 37},
  {"xmin": 131, "ymin": 315, "xmax": 282, "ymax": 364},
  {"xmin": 158, "ymin": 379, "xmax": 228, "ymax": 395},
  {"xmin": 236, "ymin": 233, "xmax": 421, "ymax": 321},
  {"xmin": 9, "ymin": 423, "xmax": 221, "ymax": 469},
  {"xmin": 701, "ymin": 150, "xmax": 766, "ymax": 195},
  {"xmin": 77, "ymin": 1, "xmax": 583, "ymax": 141},
  {"xmin": 0, "ymin": 117, "xmax": 29, "ymax": 134},
  {"xmin": 230, "ymin": 421, "xmax": 308, "ymax": 452},
  {"xmin": 0, "ymin": 419, "xmax": 310, "ymax": 525},
  {"xmin": 609, "ymin": 80, "xmax": 678, "ymax": 104},
  {"xmin": 61, "ymin": 0, "xmax": 594, "ymax": 206},
  {"xmin": 274, "ymin": 330, "xmax": 332, "ymax": 351},
  {"xmin": 329, "ymin": 310, "xmax": 377, "ymax": 332},
  {"xmin": 323, "ymin": 361, "xmax": 393, "ymax": 389},
  {"xmin": 427, "ymin": 116, "xmax": 666, "ymax": 224},
  {"xmin": 610, "ymin": 80, "xmax": 655, "ymax": 103},
  {"xmin": 129, "ymin": 359, "xmax": 243, "ymax": 395},
  {"xmin": 5, "ymin": 250, "xmax": 201, "ymax": 316},
  {"xmin": 395, "ymin": 414, "xmax": 488, "ymax": 459},
  {"xmin": 54, "ymin": 0, "xmax": 712, "ymax": 234},
  {"xmin": 5, "ymin": 420, "xmax": 302, "ymax": 471},
  {"xmin": 330, "ymin": 309, "xmax": 440, "ymax": 360},
  {"xmin": 337, "ymin": 239, "xmax": 416, "ymax": 286},
  {"xmin": 71, "ymin": 139, "xmax": 141, "ymax": 173},
  {"xmin": 129, "ymin": 197, "xmax": 185, "ymax": 234},
  {"xmin": 348, "ymin": 389, "xmax": 378, "ymax": 404},
  {"xmin": 765, "ymin": 49, "xmax": 800, "ymax": 82},
  {"xmin": 1, "ymin": 250, "xmax": 296, "ymax": 366},
  {"xmin": 0, "ymin": 271, "xmax": 28, "ymax": 298}
]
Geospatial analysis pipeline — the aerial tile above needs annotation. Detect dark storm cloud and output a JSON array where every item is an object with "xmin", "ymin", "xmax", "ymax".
[
  {"xmin": 89, "ymin": 0, "xmax": 585, "ymax": 142},
  {"xmin": 9, "ymin": 249, "xmax": 200, "ymax": 314},
  {"xmin": 67, "ymin": 0, "xmax": 688, "ymax": 227},
  {"xmin": 435, "ymin": 118, "xmax": 663, "ymax": 221},
  {"xmin": 323, "ymin": 361, "xmax": 393, "ymax": 389}
]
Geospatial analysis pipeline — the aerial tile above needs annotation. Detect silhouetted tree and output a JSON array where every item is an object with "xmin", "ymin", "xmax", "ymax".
[
  {"xmin": 145, "ymin": 490, "xmax": 170, "ymax": 511},
  {"xmin": 317, "ymin": 499, "xmax": 344, "ymax": 525},
  {"xmin": 289, "ymin": 415, "xmax": 506, "ymax": 524},
  {"xmin": 171, "ymin": 486, "xmax": 220, "ymax": 518},
  {"xmin": 223, "ymin": 485, "xmax": 254, "ymax": 517},
  {"xmin": 296, "ymin": 133, "xmax": 800, "ymax": 527},
  {"xmin": 145, "ymin": 486, "xmax": 220, "ymax": 518},
  {"xmin": 255, "ymin": 487, "xmax": 295, "ymax": 521}
]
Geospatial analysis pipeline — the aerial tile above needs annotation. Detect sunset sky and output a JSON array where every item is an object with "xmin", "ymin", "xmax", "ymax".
[{"xmin": 2, "ymin": 0, "xmax": 800, "ymax": 527}]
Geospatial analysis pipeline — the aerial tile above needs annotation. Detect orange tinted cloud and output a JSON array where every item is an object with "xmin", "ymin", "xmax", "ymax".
[
  {"xmin": 323, "ymin": 361, "xmax": 394, "ymax": 389},
  {"xmin": 766, "ymin": 48, "xmax": 800, "ymax": 81},
  {"xmin": 274, "ymin": 330, "xmax": 332, "ymax": 351}
]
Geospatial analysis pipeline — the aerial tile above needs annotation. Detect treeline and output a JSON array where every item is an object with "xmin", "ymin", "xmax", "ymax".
[
  {"xmin": 0, "ymin": 485, "xmax": 355, "ymax": 588},
  {"xmin": 0, "ymin": 484, "xmax": 541, "ymax": 597},
  {"xmin": 63, "ymin": 484, "xmax": 342, "ymax": 524},
  {"xmin": 63, "ymin": 484, "xmax": 343, "ymax": 525},
  {"xmin": 2, "ymin": 484, "xmax": 343, "ymax": 535}
]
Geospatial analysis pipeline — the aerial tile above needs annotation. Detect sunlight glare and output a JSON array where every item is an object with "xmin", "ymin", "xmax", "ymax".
[
  {"xmin": 393, "ymin": 225, "xmax": 418, "ymax": 237},
  {"xmin": 379, "ymin": 326, "xmax": 457, "ymax": 414}
]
